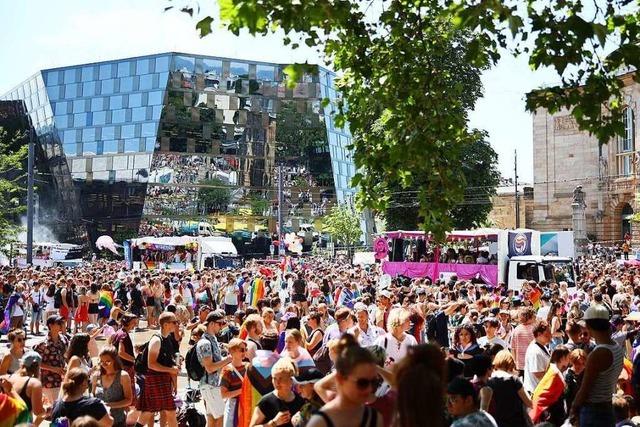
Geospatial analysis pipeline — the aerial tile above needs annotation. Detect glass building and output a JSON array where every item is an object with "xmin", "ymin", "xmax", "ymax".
[{"xmin": 1, "ymin": 53, "xmax": 362, "ymax": 248}]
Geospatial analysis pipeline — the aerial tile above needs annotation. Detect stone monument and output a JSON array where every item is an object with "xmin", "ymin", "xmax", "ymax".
[{"xmin": 572, "ymin": 185, "xmax": 588, "ymax": 256}]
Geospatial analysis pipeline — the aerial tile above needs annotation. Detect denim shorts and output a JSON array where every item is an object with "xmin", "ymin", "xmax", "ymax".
[{"xmin": 579, "ymin": 404, "xmax": 615, "ymax": 427}]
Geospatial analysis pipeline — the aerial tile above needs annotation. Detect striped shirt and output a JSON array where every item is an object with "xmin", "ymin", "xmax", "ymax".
[{"xmin": 511, "ymin": 323, "xmax": 535, "ymax": 371}]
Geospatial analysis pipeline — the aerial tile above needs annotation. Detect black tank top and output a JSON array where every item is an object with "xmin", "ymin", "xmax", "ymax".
[{"xmin": 19, "ymin": 377, "xmax": 32, "ymax": 411}]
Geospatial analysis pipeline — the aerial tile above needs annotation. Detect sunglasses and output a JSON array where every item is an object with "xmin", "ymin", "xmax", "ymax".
[{"xmin": 352, "ymin": 376, "xmax": 382, "ymax": 391}]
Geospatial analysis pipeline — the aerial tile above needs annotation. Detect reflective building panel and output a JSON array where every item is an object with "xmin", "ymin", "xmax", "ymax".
[{"xmin": 2, "ymin": 53, "xmax": 362, "ymax": 246}]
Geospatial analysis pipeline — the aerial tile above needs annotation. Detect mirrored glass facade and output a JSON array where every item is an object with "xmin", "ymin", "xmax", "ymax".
[{"xmin": 2, "ymin": 53, "xmax": 359, "ymax": 245}]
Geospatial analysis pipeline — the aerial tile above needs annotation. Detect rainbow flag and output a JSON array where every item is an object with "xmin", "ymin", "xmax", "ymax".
[
  {"xmin": 529, "ymin": 364, "xmax": 565, "ymax": 423},
  {"xmin": 528, "ymin": 287, "xmax": 542, "ymax": 310},
  {"xmin": 99, "ymin": 290, "xmax": 114, "ymax": 318},
  {"xmin": 238, "ymin": 350, "xmax": 280, "ymax": 427},
  {"xmin": 0, "ymin": 392, "xmax": 30, "ymax": 427},
  {"xmin": 249, "ymin": 278, "xmax": 265, "ymax": 307}
]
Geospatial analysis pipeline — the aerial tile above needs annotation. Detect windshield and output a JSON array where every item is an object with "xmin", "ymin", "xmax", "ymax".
[{"xmin": 543, "ymin": 261, "xmax": 575, "ymax": 286}]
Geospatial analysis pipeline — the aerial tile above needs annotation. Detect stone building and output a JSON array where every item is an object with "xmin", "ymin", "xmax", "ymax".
[
  {"xmin": 488, "ymin": 185, "xmax": 534, "ymax": 229},
  {"xmin": 532, "ymin": 71, "xmax": 638, "ymax": 242}
]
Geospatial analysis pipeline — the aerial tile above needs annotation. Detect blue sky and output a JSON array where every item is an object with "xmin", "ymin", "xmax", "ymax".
[{"xmin": 0, "ymin": 0, "xmax": 562, "ymax": 182}]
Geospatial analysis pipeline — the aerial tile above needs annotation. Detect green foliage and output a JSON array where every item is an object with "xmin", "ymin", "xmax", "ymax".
[
  {"xmin": 386, "ymin": 131, "xmax": 500, "ymax": 230},
  {"xmin": 323, "ymin": 205, "xmax": 362, "ymax": 248},
  {"xmin": 248, "ymin": 196, "xmax": 270, "ymax": 216},
  {"xmin": 176, "ymin": 0, "xmax": 637, "ymax": 238},
  {"xmin": 0, "ymin": 126, "xmax": 27, "ymax": 252},
  {"xmin": 445, "ymin": 0, "xmax": 640, "ymax": 144},
  {"xmin": 197, "ymin": 178, "xmax": 232, "ymax": 213}
]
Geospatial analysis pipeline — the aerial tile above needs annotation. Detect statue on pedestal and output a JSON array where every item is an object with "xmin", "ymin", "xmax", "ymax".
[{"xmin": 572, "ymin": 185, "xmax": 586, "ymax": 208}]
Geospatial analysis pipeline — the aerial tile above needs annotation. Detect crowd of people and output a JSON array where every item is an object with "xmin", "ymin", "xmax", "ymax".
[{"xmin": 0, "ymin": 254, "xmax": 638, "ymax": 427}]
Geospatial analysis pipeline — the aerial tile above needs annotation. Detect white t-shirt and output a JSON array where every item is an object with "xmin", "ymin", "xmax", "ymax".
[
  {"xmin": 11, "ymin": 296, "xmax": 24, "ymax": 317},
  {"xmin": 374, "ymin": 332, "xmax": 418, "ymax": 367},
  {"xmin": 536, "ymin": 305, "xmax": 550, "ymax": 320},
  {"xmin": 523, "ymin": 341, "xmax": 551, "ymax": 393},
  {"xmin": 350, "ymin": 324, "xmax": 385, "ymax": 347},
  {"xmin": 477, "ymin": 335, "xmax": 510, "ymax": 350},
  {"xmin": 224, "ymin": 285, "xmax": 239, "ymax": 306},
  {"xmin": 30, "ymin": 290, "xmax": 46, "ymax": 310},
  {"xmin": 44, "ymin": 293, "xmax": 55, "ymax": 311}
]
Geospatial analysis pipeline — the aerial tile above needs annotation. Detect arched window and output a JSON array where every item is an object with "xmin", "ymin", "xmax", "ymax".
[{"xmin": 618, "ymin": 106, "xmax": 635, "ymax": 176}]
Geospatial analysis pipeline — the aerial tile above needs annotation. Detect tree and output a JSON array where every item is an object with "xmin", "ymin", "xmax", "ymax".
[
  {"xmin": 177, "ymin": 0, "xmax": 635, "ymax": 238},
  {"xmin": 0, "ymin": 126, "xmax": 27, "ymax": 253},
  {"xmin": 197, "ymin": 178, "xmax": 232, "ymax": 213},
  {"xmin": 386, "ymin": 131, "xmax": 500, "ymax": 230},
  {"xmin": 323, "ymin": 205, "xmax": 362, "ymax": 252},
  {"xmin": 449, "ymin": 133, "xmax": 501, "ymax": 229}
]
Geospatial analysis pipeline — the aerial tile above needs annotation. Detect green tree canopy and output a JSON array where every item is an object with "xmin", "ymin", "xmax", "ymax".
[
  {"xmin": 386, "ymin": 131, "xmax": 500, "ymax": 231},
  {"xmin": 323, "ymin": 205, "xmax": 362, "ymax": 249},
  {"xmin": 0, "ymin": 126, "xmax": 27, "ymax": 251},
  {"xmin": 197, "ymin": 178, "xmax": 232, "ymax": 213}
]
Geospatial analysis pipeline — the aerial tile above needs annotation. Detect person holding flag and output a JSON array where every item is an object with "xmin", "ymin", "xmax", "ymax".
[{"xmin": 529, "ymin": 346, "xmax": 571, "ymax": 425}]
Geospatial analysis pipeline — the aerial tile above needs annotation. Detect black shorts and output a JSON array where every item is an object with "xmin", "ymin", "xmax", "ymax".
[
  {"xmin": 224, "ymin": 304, "xmax": 238, "ymax": 316},
  {"xmin": 292, "ymin": 294, "xmax": 307, "ymax": 303}
]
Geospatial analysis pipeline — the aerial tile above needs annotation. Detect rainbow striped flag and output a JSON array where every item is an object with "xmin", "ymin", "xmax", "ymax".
[
  {"xmin": 527, "ymin": 287, "xmax": 542, "ymax": 310},
  {"xmin": 529, "ymin": 364, "xmax": 565, "ymax": 423},
  {"xmin": 249, "ymin": 278, "xmax": 265, "ymax": 307},
  {"xmin": 99, "ymin": 290, "xmax": 114, "ymax": 318},
  {"xmin": 0, "ymin": 392, "xmax": 30, "ymax": 427}
]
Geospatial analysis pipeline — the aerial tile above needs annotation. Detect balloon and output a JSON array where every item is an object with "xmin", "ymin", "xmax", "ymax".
[{"xmin": 95, "ymin": 235, "xmax": 119, "ymax": 255}]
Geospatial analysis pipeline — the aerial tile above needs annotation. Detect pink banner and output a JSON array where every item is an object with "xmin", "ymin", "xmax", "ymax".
[{"xmin": 381, "ymin": 261, "xmax": 499, "ymax": 286}]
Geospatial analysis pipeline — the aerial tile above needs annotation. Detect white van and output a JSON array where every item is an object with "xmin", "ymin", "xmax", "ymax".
[{"xmin": 507, "ymin": 255, "xmax": 576, "ymax": 290}]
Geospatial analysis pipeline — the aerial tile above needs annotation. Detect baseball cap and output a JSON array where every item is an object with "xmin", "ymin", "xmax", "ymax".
[
  {"xmin": 447, "ymin": 377, "xmax": 476, "ymax": 398},
  {"xmin": 46, "ymin": 315, "xmax": 64, "ymax": 325},
  {"xmin": 626, "ymin": 312, "xmax": 640, "ymax": 322},
  {"xmin": 379, "ymin": 290, "xmax": 391, "ymax": 299},
  {"xmin": 294, "ymin": 368, "xmax": 324, "ymax": 385},
  {"xmin": 583, "ymin": 304, "xmax": 610, "ymax": 321},
  {"xmin": 21, "ymin": 351, "xmax": 42, "ymax": 369},
  {"xmin": 353, "ymin": 302, "xmax": 368, "ymax": 313},
  {"xmin": 611, "ymin": 314, "xmax": 624, "ymax": 326}
]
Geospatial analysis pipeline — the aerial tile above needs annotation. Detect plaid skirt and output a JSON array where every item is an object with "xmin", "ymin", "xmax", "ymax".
[{"xmin": 136, "ymin": 371, "xmax": 175, "ymax": 412}]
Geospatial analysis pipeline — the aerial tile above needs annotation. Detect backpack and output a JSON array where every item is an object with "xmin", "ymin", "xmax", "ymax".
[
  {"xmin": 313, "ymin": 343, "xmax": 332, "ymax": 375},
  {"xmin": 135, "ymin": 334, "xmax": 163, "ymax": 375},
  {"xmin": 53, "ymin": 288, "xmax": 63, "ymax": 309},
  {"xmin": 177, "ymin": 404, "xmax": 206, "ymax": 427},
  {"xmin": 185, "ymin": 340, "xmax": 207, "ymax": 382},
  {"xmin": 134, "ymin": 341, "xmax": 151, "ymax": 374}
]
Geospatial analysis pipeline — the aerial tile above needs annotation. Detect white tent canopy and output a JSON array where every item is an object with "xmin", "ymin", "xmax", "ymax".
[{"xmin": 200, "ymin": 236, "xmax": 237, "ymax": 255}]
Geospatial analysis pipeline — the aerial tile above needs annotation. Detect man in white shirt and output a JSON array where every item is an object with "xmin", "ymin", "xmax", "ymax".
[
  {"xmin": 523, "ymin": 321, "xmax": 552, "ymax": 394},
  {"xmin": 350, "ymin": 303, "xmax": 384, "ymax": 347},
  {"xmin": 477, "ymin": 317, "xmax": 509, "ymax": 350},
  {"xmin": 29, "ymin": 281, "xmax": 46, "ymax": 335},
  {"xmin": 536, "ymin": 294, "xmax": 552, "ymax": 320}
]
